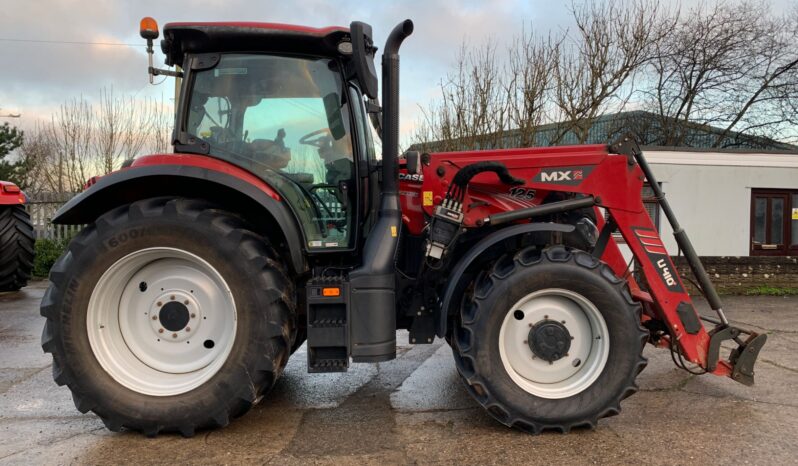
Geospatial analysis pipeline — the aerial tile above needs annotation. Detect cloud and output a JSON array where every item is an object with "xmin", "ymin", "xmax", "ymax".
[
  {"xmin": 14, "ymin": 0, "xmax": 792, "ymax": 143},
  {"xmin": 1, "ymin": 1, "xmax": 569, "ymax": 120}
]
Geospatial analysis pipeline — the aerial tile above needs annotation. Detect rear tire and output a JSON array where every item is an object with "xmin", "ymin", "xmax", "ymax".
[
  {"xmin": 40, "ymin": 198, "xmax": 295, "ymax": 436},
  {"xmin": 451, "ymin": 245, "xmax": 647, "ymax": 433},
  {"xmin": 0, "ymin": 205, "xmax": 34, "ymax": 292}
]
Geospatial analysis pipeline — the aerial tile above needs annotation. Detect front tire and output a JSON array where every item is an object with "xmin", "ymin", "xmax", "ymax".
[
  {"xmin": 0, "ymin": 205, "xmax": 35, "ymax": 292},
  {"xmin": 41, "ymin": 198, "xmax": 294, "ymax": 436},
  {"xmin": 451, "ymin": 245, "xmax": 647, "ymax": 433}
]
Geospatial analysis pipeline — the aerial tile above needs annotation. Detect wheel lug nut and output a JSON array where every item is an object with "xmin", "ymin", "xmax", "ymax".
[
  {"xmin": 170, "ymin": 295, "xmax": 175, "ymax": 300},
  {"xmin": 158, "ymin": 328, "xmax": 164, "ymax": 333},
  {"xmin": 191, "ymin": 313, "xmax": 196, "ymax": 319},
  {"xmin": 151, "ymin": 315, "xmax": 157, "ymax": 320},
  {"xmin": 184, "ymin": 300, "xmax": 190, "ymax": 305},
  {"xmin": 561, "ymin": 320, "xmax": 566, "ymax": 324},
  {"xmin": 172, "ymin": 333, "xmax": 178, "ymax": 338},
  {"xmin": 157, "ymin": 302, "xmax": 163, "ymax": 307},
  {"xmin": 523, "ymin": 340, "xmax": 528, "ymax": 344},
  {"xmin": 185, "ymin": 327, "xmax": 191, "ymax": 332}
]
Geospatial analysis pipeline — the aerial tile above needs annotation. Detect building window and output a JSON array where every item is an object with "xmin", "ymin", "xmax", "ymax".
[
  {"xmin": 606, "ymin": 183, "xmax": 660, "ymax": 242},
  {"xmin": 750, "ymin": 189, "xmax": 798, "ymax": 256},
  {"xmin": 641, "ymin": 183, "xmax": 660, "ymax": 231}
]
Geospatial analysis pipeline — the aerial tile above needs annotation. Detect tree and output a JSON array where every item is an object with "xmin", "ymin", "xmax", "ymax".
[
  {"xmin": 414, "ymin": 0, "xmax": 668, "ymax": 150},
  {"xmin": 0, "ymin": 122, "xmax": 24, "ymax": 184},
  {"xmin": 548, "ymin": 0, "xmax": 670, "ymax": 144},
  {"xmin": 21, "ymin": 89, "xmax": 172, "ymax": 194},
  {"xmin": 414, "ymin": 42, "xmax": 511, "ymax": 152},
  {"xmin": 413, "ymin": 0, "xmax": 798, "ymax": 151},
  {"xmin": 643, "ymin": 1, "xmax": 798, "ymax": 147}
]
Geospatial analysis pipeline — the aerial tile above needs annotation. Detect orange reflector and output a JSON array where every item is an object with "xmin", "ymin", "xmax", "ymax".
[
  {"xmin": 140, "ymin": 17, "xmax": 159, "ymax": 40},
  {"xmin": 322, "ymin": 287, "xmax": 341, "ymax": 297}
]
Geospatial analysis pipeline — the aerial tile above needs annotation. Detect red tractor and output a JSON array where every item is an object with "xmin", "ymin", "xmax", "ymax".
[
  {"xmin": 41, "ymin": 18, "xmax": 766, "ymax": 436},
  {"xmin": 0, "ymin": 180, "xmax": 34, "ymax": 292}
]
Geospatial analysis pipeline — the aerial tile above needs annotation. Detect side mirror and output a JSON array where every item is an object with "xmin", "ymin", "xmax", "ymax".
[
  {"xmin": 323, "ymin": 93, "xmax": 347, "ymax": 141},
  {"xmin": 349, "ymin": 21, "xmax": 378, "ymax": 99},
  {"xmin": 404, "ymin": 151, "xmax": 421, "ymax": 175}
]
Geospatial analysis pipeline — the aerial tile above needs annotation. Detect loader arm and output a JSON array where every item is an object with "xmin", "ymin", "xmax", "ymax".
[{"xmin": 418, "ymin": 142, "xmax": 766, "ymax": 383}]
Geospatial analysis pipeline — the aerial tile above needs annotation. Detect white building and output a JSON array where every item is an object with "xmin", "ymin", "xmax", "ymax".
[{"xmin": 626, "ymin": 147, "xmax": 798, "ymax": 258}]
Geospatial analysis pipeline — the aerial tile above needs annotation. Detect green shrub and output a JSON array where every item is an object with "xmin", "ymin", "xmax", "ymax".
[{"xmin": 33, "ymin": 237, "xmax": 73, "ymax": 278}]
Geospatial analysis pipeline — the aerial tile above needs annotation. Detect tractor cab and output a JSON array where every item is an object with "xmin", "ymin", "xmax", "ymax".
[{"xmin": 157, "ymin": 21, "xmax": 384, "ymax": 252}]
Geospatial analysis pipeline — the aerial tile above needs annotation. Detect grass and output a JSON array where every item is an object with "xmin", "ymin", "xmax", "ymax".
[{"xmin": 743, "ymin": 286, "xmax": 798, "ymax": 296}]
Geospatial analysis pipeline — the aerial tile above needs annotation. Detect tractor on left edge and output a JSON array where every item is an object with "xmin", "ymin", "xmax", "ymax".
[{"xmin": 0, "ymin": 180, "xmax": 34, "ymax": 292}]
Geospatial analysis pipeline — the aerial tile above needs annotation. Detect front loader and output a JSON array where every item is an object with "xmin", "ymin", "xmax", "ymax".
[{"xmin": 40, "ymin": 17, "xmax": 766, "ymax": 436}]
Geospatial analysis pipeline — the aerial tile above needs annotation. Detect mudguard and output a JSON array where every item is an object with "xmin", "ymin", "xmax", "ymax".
[
  {"xmin": 436, "ymin": 222, "xmax": 576, "ymax": 338},
  {"xmin": 0, "ymin": 181, "xmax": 26, "ymax": 205},
  {"xmin": 53, "ymin": 157, "xmax": 307, "ymax": 273}
]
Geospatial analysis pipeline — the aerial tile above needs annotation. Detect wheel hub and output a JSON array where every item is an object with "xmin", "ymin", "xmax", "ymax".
[
  {"xmin": 528, "ymin": 320, "xmax": 571, "ymax": 362},
  {"xmin": 159, "ymin": 301, "xmax": 191, "ymax": 332},
  {"xmin": 498, "ymin": 289, "xmax": 610, "ymax": 399},
  {"xmin": 146, "ymin": 291, "xmax": 200, "ymax": 343},
  {"xmin": 86, "ymin": 248, "xmax": 237, "ymax": 396}
]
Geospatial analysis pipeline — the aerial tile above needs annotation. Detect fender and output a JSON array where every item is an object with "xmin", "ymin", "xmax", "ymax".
[
  {"xmin": 436, "ymin": 222, "xmax": 576, "ymax": 338},
  {"xmin": 53, "ymin": 156, "xmax": 307, "ymax": 273},
  {"xmin": 0, "ymin": 181, "xmax": 26, "ymax": 205}
]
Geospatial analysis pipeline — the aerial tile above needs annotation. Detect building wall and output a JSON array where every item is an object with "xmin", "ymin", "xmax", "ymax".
[
  {"xmin": 638, "ymin": 149, "xmax": 798, "ymax": 256},
  {"xmin": 671, "ymin": 256, "xmax": 798, "ymax": 294}
]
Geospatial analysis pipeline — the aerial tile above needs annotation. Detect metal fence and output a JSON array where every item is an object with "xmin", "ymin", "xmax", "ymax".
[{"xmin": 26, "ymin": 192, "xmax": 83, "ymax": 240}]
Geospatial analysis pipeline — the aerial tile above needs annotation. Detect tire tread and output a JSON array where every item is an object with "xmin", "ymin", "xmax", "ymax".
[
  {"xmin": 40, "ymin": 198, "xmax": 294, "ymax": 436},
  {"xmin": 0, "ymin": 205, "xmax": 35, "ymax": 292},
  {"xmin": 452, "ymin": 245, "xmax": 648, "ymax": 434}
]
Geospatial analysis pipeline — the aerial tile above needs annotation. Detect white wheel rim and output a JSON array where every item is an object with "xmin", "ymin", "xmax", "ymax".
[
  {"xmin": 498, "ymin": 288, "xmax": 609, "ymax": 399},
  {"xmin": 87, "ymin": 247, "xmax": 237, "ymax": 396}
]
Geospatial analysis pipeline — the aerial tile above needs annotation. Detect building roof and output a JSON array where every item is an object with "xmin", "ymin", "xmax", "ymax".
[
  {"xmin": 414, "ymin": 110, "xmax": 798, "ymax": 153},
  {"xmin": 643, "ymin": 147, "xmax": 798, "ymax": 168}
]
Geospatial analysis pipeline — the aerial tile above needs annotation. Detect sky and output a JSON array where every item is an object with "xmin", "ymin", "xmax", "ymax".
[
  {"xmin": 0, "ymin": 0, "xmax": 575, "ymax": 142},
  {"xmin": 1, "ymin": 0, "xmax": 794, "ymax": 144}
]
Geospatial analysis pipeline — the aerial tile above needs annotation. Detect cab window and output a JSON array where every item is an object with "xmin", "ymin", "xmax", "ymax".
[{"xmin": 185, "ymin": 54, "xmax": 355, "ymax": 250}]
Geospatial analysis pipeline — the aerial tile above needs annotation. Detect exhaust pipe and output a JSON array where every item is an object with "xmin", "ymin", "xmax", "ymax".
[
  {"xmin": 348, "ymin": 20, "xmax": 413, "ymax": 363},
  {"xmin": 380, "ymin": 19, "xmax": 414, "ymax": 195}
]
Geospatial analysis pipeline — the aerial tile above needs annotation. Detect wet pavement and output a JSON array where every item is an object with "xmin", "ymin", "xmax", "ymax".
[{"xmin": 1, "ymin": 281, "xmax": 797, "ymax": 465}]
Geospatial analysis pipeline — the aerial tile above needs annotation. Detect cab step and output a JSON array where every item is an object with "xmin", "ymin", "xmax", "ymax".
[{"xmin": 305, "ymin": 278, "xmax": 350, "ymax": 373}]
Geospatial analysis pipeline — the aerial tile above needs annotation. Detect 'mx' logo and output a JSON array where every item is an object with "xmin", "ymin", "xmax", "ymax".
[
  {"xmin": 534, "ymin": 166, "xmax": 593, "ymax": 185},
  {"xmin": 540, "ymin": 170, "xmax": 573, "ymax": 182}
]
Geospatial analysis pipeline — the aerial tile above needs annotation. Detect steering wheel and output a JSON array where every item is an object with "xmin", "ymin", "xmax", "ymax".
[{"xmin": 299, "ymin": 128, "xmax": 332, "ymax": 148}]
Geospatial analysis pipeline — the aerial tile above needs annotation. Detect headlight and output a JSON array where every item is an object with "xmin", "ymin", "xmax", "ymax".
[{"xmin": 575, "ymin": 217, "xmax": 599, "ymax": 248}]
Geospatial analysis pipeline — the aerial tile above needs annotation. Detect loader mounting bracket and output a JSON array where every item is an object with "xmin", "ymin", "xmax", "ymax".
[
  {"xmin": 706, "ymin": 325, "xmax": 767, "ymax": 386},
  {"xmin": 729, "ymin": 333, "xmax": 767, "ymax": 386}
]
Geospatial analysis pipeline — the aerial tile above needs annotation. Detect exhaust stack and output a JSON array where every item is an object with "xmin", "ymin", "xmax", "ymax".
[
  {"xmin": 347, "ymin": 20, "xmax": 414, "ymax": 363},
  {"xmin": 380, "ymin": 19, "xmax": 414, "ymax": 195}
]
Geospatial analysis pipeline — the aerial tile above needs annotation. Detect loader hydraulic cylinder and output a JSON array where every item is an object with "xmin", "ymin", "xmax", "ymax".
[{"xmin": 622, "ymin": 139, "xmax": 728, "ymax": 325}]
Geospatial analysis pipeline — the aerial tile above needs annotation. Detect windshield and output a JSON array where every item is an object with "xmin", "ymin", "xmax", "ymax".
[{"xmin": 185, "ymin": 54, "xmax": 355, "ymax": 250}]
